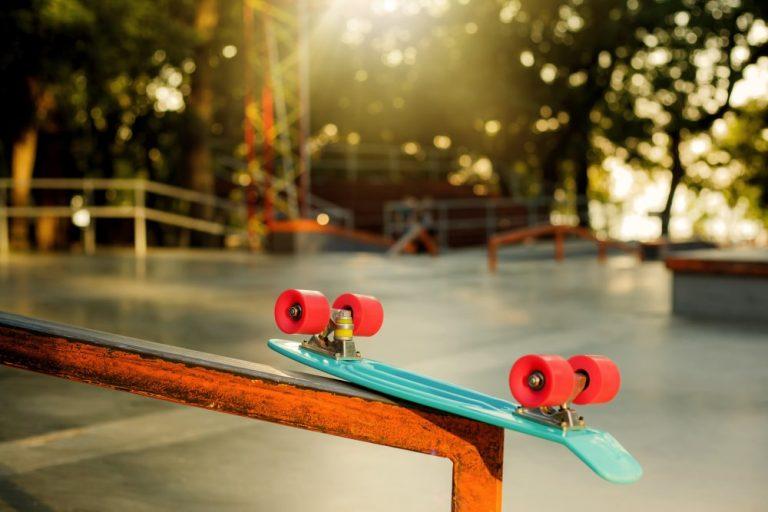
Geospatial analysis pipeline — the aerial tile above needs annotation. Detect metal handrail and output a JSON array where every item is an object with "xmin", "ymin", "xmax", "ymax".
[
  {"xmin": 0, "ymin": 178, "xmax": 356, "ymax": 255},
  {"xmin": 383, "ymin": 196, "xmax": 576, "ymax": 248},
  {"xmin": 0, "ymin": 178, "xmax": 243, "ymax": 212},
  {"xmin": 0, "ymin": 178, "xmax": 248, "ymax": 257}
]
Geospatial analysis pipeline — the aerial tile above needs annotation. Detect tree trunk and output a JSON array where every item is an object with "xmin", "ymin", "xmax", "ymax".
[
  {"xmin": 185, "ymin": 0, "xmax": 218, "ymax": 244},
  {"xmin": 35, "ymin": 216, "xmax": 59, "ymax": 251},
  {"xmin": 660, "ymin": 129, "xmax": 683, "ymax": 238},
  {"xmin": 574, "ymin": 134, "xmax": 590, "ymax": 228},
  {"xmin": 10, "ymin": 126, "xmax": 38, "ymax": 249}
]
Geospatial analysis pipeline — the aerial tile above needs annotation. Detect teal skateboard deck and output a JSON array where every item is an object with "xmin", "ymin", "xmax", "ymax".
[{"xmin": 269, "ymin": 339, "xmax": 642, "ymax": 484}]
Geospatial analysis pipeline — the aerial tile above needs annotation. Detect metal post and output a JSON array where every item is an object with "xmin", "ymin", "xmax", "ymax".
[
  {"xmin": 134, "ymin": 181, "xmax": 147, "ymax": 258},
  {"xmin": 83, "ymin": 180, "xmax": 95, "ymax": 255},
  {"xmin": 488, "ymin": 238, "xmax": 498, "ymax": 273},
  {"xmin": 383, "ymin": 203, "xmax": 392, "ymax": 239},
  {"xmin": 598, "ymin": 240, "xmax": 607, "ymax": 261},
  {"xmin": 84, "ymin": 223, "xmax": 96, "ymax": 255},
  {"xmin": 242, "ymin": 0, "xmax": 260, "ymax": 248},
  {"xmin": 297, "ymin": 0, "xmax": 311, "ymax": 218},
  {"xmin": 438, "ymin": 204, "xmax": 449, "ymax": 249},
  {"xmin": 554, "ymin": 226, "xmax": 565, "ymax": 262},
  {"xmin": 0, "ymin": 188, "xmax": 8, "ymax": 260},
  {"xmin": 485, "ymin": 200, "xmax": 496, "ymax": 241}
]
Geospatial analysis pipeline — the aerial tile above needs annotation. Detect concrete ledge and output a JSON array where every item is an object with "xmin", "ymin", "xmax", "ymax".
[{"xmin": 666, "ymin": 249, "xmax": 768, "ymax": 323}]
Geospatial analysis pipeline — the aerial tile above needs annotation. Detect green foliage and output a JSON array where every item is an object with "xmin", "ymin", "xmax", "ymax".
[
  {"xmin": 0, "ymin": 0, "xmax": 199, "ymax": 180},
  {"xmin": 1, "ymin": 0, "xmax": 767, "ymax": 236}
]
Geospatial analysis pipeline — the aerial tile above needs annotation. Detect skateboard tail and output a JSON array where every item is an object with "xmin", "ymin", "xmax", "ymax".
[{"xmin": 564, "ymin": 432, "xmax": 643, "ymax": 484}]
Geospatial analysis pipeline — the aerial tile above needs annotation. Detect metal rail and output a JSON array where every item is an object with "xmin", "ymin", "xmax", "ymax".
[
  {"xmin": 0, "ymin": 312, "xmax": 503, "ymax": 511},
  {"xmin": 0, "ymin": 178, "xmax": 246, "ymax": 257},
  {"xmin": 384, "ymin": 196, "xmax": 560, "ymax": 249},
  {"xmin": 488, "ymin": 223, "xmax": 639, "ymax": 272},
  {"xmin": 0, "ymin": 178, "xmax": 354, "ymax": 256}
]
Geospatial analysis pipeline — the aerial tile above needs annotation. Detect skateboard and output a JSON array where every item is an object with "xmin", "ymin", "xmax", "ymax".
[{"xmin": 269, "ymin": 289, "xmax": 642, "ymax": 484}]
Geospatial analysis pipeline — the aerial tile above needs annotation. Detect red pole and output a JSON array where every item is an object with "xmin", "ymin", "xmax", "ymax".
[
  {"xmin": 259, "ymin": 11, "xmax": 276, "ymax": 228},
  {"xmin": 297, "ymin": 0, "xmax": 311, "ymax": 218},
  {"xmin": 242, "ymin": 0, "xmax": 260, "ymax": 247},
  {"xmin": 261, "ymin": 81, "xmax": 275, "ymax": 227}
]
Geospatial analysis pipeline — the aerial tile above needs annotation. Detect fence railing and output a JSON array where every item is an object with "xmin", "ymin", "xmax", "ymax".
[
  {"xmin": 383, "ymin": 196, "xmax": 588, "ymax": 249},
  {"xmin": 0, "ymin": 178, "xmax": 354, "ymax": 256},
  {"xmin": 487, "ymin": 224, "xmax": 639, "ymax": 272}
]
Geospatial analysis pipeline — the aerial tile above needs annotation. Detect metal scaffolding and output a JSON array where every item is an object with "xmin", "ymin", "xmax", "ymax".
[{"xmin": 243, "ymin": 0, "xmax": 311, "ymax": 246}]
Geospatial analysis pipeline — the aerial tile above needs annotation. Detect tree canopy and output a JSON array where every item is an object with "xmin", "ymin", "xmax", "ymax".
[{"xmin": 1, "ymin": 0, "xmax": 766, "ymax": 244}]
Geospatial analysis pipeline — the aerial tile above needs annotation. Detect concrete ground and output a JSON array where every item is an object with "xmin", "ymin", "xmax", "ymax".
[{"xmin": 0, "ymin": 248, "xmax": 766, "ymax": 511}]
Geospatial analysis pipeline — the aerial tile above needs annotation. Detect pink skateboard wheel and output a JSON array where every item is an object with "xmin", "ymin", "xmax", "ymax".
[
  {"xmin": 568, "ymin": 355, "xmax": 621, "ymax": 405},
  {"xmin": 332, "ymin": 293, "xmax": 384, "ymax": 337},
  {"xmin": 274, "ymin": 289, "xmax": 330, "ymax": 334},
  {"xmin": 509, "ymin": 354, "xmax": 575, "ymax": 408}
]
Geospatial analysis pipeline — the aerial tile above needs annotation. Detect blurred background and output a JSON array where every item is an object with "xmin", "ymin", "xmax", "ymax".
[
  {"xmin": 1, "ymin": 0, "xmax": 767, "ymax": 250},
  {"xmin": 1, "ymin": 1, "xmax": 768, "ymax": 511}
]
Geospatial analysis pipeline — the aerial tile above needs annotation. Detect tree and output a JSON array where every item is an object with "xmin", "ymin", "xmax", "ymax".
[
  {"xmin": 594, "ymin": 0, "xmax": 768, "ymax": 236},
  {"xmin": 0, "ymin": 0, "xmax": 198, "ymax": 247},
  {"xmin": 0, "ymin": 0, "xmax": 93, "ymax": 247}
]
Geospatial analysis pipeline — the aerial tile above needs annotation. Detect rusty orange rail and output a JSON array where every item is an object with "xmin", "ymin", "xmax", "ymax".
[
  {"xmin": 0, "ymin": 312, "xmax": 503, "ymax": 511},
  {"xmin": 488, "ymin": 223, "xmax": 638, "ymax": 272}
]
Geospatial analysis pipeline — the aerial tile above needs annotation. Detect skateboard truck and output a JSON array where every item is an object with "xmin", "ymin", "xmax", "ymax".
[
  {"xmin": 275, "ymin": 290, "xmax": 384, "ymax": 361},
  {"xmin": 510, "ymin": 356, "xmax": 620, "ymax": 431},
  {"xmin": 515, "ymin": 405, "xmax": 586, "ymax": 430},
  {"xmin": 514, "ymin": 371, "xmax": 588, "ymax": 430},
  {"xmin": 301, "ymin": 308, "xmax": 361, "ymax": 360}
]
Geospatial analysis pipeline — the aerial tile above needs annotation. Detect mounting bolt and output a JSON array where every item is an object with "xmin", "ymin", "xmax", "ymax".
[
  {"xmin": 287, "ymin": 304, "xmax": 302, "ymax": 320},
  {"xmin": 527, "ymin": 371, "xmax": 545, "ymax": 390}
]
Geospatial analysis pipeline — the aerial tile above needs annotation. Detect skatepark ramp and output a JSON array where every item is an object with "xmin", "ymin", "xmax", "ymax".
[
  {"xmin": 269, "ymin": 219, "xmax": 405, "ymax": 253},
  {"xmin": 0, "ymin": 311, "xmax": 503, "ymax": 511}
]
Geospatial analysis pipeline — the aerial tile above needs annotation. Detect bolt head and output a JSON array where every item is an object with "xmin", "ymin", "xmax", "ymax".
[{"xmin": 527, "ymin": 371, "xmax": 545, "ymax": 390}]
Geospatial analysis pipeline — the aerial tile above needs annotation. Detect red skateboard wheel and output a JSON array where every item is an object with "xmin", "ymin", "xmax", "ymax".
[
  {"xmin": 274, "ymin": 289, "xmax": 330, "ymax": 334},
  {"xmin": 332, "ymin": 293, "xmax": 384, "ymax": 337},
  {"xmin": 568, "ymin": 355, "xmax": 621, "ymax": 405},
  {"xmin": 509, "ymin": 354, "xmax": 575, "ymax": 408}
]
